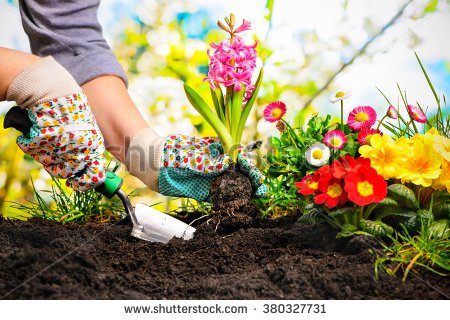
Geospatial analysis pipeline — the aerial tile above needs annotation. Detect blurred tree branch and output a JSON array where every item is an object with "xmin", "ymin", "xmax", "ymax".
[{"xmin": 302, "ymin": 0, "xmax": 413, "ymax": 109}]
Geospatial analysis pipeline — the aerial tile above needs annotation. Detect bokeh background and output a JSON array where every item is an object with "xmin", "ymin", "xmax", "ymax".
[{"xmin": 1, "ymin": 0, "xmax": 449, "ymax": 218}]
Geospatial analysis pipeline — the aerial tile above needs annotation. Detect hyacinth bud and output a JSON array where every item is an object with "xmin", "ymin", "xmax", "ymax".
[
  {"xmin": 229, "ymin": 13, "xmax": 235, "ymax": 29},
  {"xmin": 217, "ymin": 20, "xmax": 231, "ymax": 33},
  {"xmin": 224, "ymin": 16, "xmax": 230, "ymax": 25}
]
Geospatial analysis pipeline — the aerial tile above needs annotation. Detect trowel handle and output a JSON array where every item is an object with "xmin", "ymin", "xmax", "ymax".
[{"xmin": 95, "ymin": 171, "xmax": 123, "ymax": 198}]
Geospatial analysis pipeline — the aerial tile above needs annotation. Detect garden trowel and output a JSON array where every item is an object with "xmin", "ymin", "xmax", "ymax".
[{"xmin": 96, "ymin": 171, "xmax": 196, "ymax": 243}]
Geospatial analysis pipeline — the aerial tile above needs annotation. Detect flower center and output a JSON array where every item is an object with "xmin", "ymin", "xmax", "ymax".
[
  {"xmin": 357, "ymin": 181, "xmax": 374, "ymax": 197},
  {"xmin": 412, "ymin": 112, "xmax": 419, "ymax": 119},
  {"xmin": 335, "ymin": 91, "xmax": 345, "ymax": 98},
  {"xmin": 330, "ymin": 137, "xmax": 342, "ymax": 147},
  {"xmin": 312, "ymin": 149, "xmax": 324, "ymax": 160},
  {"xmin": 271, "ymin": 108, "xmax": 282, "ymax": 119},
  {"xmin": 355, "ymin": 112, "xmax": 369, "ymax": 122},
  {"xmin": 327, "ymin": 183, "xmax": 343, "ymax": 198},
  {"xmin": 308, "ymin": 181, "xmax": 318, "ymax": 190}
]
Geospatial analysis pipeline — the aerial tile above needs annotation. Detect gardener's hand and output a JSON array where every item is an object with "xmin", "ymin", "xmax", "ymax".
[
  {"xmin": 3, "ymin": 57, "xmax": 106, "ymax": 191},
  {"xmin": 126, "ymin": 132, "xmax": 268, "ymax": 201}
]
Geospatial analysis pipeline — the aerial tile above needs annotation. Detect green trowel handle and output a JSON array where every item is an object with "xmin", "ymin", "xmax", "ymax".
[{"xmin": 95, "ymin": 171, "xmax": 123, "ymax": 198}]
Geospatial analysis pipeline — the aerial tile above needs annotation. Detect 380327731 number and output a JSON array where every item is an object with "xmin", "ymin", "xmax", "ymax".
[{"xmin": 262, "ymin": 303, "xmax": 326, "ymax": 314}]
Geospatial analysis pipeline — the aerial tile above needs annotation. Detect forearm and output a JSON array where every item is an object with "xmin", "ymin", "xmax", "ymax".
[
  {"xmin": 0, "ymin": 47, "xmax": 40, "ymax": 101},
  {"xmin": 81, "ymin": 76, "xmax": 151, "ymax": 162}
]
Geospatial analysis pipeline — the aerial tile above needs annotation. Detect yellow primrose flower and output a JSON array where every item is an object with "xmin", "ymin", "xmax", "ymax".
[
  {"xmin": 433, "ymin": 135, "xmax": 450, "ymax": 162},
  {"xmin": 432, "ymin": 161, "xmax": 450, "ymax": 192},
  {"xmin": 398, "ymin": 138, "xmax": 442, "ymax": 187},
  {"xmin": 359, "ymin": 134, "xmax": 409, "ymax": 179}
]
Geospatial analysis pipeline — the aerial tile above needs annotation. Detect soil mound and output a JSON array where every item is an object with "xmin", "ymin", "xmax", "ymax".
[{"xmin": 0, "ymin": 217, "xmax": 448, "ymax": 299}]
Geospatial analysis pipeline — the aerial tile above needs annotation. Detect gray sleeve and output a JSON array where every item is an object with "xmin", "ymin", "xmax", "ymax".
[{"xmin": 18, "ymin": 0, "xmax": 128, "ymax": 87}]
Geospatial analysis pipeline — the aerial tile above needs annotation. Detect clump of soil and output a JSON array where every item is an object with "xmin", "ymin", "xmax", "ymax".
[
  {"xmin": 209, "ymin": 164, "xmax": 257, "ymax": 231},
  {"xmin": 209, "ymin": 164, "xmax": 252, "ymax": 211},
  {"xmin": 0, "ymin": 216, "xmax": 448, "ymax": 299}
]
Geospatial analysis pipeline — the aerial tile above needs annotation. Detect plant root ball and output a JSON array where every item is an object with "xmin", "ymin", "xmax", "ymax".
[{"xmin": 209, "ymin": 164, "xmax": 252, "ymax": 212}]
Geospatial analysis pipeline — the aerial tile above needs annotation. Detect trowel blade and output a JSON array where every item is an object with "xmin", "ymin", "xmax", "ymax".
[{"xmin": 131, "ymin": 203, "xmax": 196, "ymax": 243}]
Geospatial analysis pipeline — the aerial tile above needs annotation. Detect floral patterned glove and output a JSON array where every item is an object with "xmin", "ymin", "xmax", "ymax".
[
  {"xmin": 158, "ymin": 134, "xmax": 268, "ymax": 201},
  {"xmin": 4, "ymin": 92, "xmax": 106, "ymax": 191}
]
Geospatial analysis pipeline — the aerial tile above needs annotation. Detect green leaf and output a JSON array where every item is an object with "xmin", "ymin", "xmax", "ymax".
[
  {"xmin": 423, "ymin": 0, "xmax": 438, "ymax": 15},
  {"xmin": 432, "ymin": 202, "xmax": 450, "ymax": 219},
  {"xmin": 377, "ymin": 197, "xmax": 399, "ymax": 207},
  {"xmin": 184, "ymin": 83, "xmax": 233, "ymax": 152},
  {"xmin": 429, "ymin": 219, "xmax": 450, "ymax": 239},
  {"xmin": 402, "ymin": 209, "xmax": 433, "ymax": 232},
  {"xmin": 415, "ymin": 51, "xmax": 441, "ymax": 109},
  {"xmin": 269, "ymin": 136, "xmax": 281, "ymax": 148},
  {"xmin": 236, "ymin": 68, "xmax": 264, "ymax": 144},
  {"xmin": 210, "ymin": 87, "xmax": 225, "ymax": 123},
  {"xmin": 328, "ymin": 207, "xmax": 356, "ymax": 225},
  {"xmin": 336, "ymin": 223, "xmax": 359, "ymax": 238},
  {"xmin": 387, "ymin": 184, "xmax": 419, "ymax": 210},
  {"xmin": 374, "ymin": 205, "xmax": 416, "ymax": 220},
  {"xmin": 264, "ymin": 0, "xmax": 274, "ymax": 23},
  {"xmin": 359, "ymin": 219, "xmax": 394, "ymax": 237}
]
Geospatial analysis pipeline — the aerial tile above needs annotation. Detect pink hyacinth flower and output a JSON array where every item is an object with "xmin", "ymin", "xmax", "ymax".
[
  {"xmin": 323, "ymin": 130, "xmax": 347, "ymax": 150},
  {"xmin": 407, "ymin": 104, "xmax": 427, "ymax": 123},
  {"xmin": 203, "ymin": 34, "xmax": 257, "ymax": 98},
  {"xmin": 387, "ymin": 105, "xmax": 398, "ymax": 119},
  {"xmin": 357, "ymin": 128, "xmax": 383, "ymax": 145},
  {"xmin": 224, "ymin": 68, "xmax": 253, "ymax": 92},
  {"xmin": 234, "ymin": 19, "xmax": 252, "ymax": 34},
  {"xmin": 264, "ymin": 101, "xmax": 287, "ymax": 122},
  {"xmin": 347, "ymin": 106, "xmax": 377, "ymax": 131}
]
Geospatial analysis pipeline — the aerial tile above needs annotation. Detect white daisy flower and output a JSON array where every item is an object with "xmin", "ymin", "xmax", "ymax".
[
  {"xmin": 305, "ymin": 142, "xmax": 331, "ymax": 167},
  {"xmin": 329, "ymin": 89, "xmax": 352, "ymax": 103}
]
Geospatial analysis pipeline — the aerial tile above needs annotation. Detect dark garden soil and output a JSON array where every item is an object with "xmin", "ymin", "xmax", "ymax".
[{"xmin": 0, "ymin": 213, "xmax": 449, "ymax": 300}]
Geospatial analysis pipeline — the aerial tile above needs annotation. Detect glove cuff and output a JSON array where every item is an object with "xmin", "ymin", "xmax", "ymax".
[
  {"xmin": 6, "ymin": 56, "xmax": 80, "ymax": 108},
  {"xmin": 125, "ymin": 128, "xmax": 165, "ymax": 192}
]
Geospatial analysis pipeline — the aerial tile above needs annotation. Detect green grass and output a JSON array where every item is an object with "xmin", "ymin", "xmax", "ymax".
[
  {"xmin": 372, "ymin": 221, "xmax": 450, "ymax": 282},
  {"xmin": 10, "ymin": 177, "xmax": 127, "ymax": 224}
]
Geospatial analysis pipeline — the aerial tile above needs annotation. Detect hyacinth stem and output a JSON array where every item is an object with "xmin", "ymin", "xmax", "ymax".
[
  {"xmin": 231, "ymin": 84, "xmax": 245, "ymax": 144},
  {"xmin": 225, "ymin": 87, "xmax": 233, "ymax": 131}
]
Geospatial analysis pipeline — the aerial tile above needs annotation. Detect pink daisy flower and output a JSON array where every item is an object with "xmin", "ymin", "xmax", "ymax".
[
  {"xmin": 323, "ymin": 130, "xmax": 347, "ymax": 150},
  {"xmin": 387, "ymin": 105, "xmax": 398, "ymax": 119},
  {"xmin": 347, "ymin": 106, "xmax": 377, "ymax": 131},
  {"xmin": 357, "ymin": 128, "xmax": 383, "ymax": 145},
  {"xmin": 407, "ymin": 104, "xmax": 427, "ymax": 123},
  {"xmin": 264, "ymin": 101, "xmax": 287, "ymax": 122}
]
